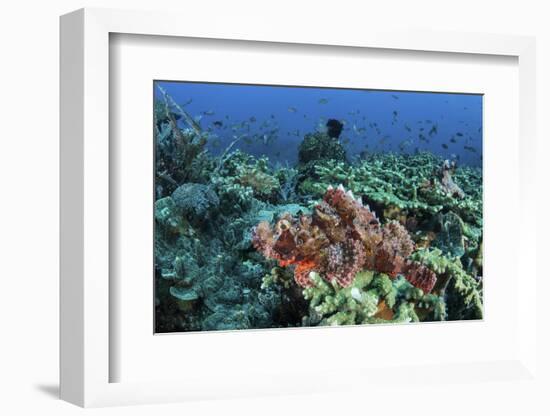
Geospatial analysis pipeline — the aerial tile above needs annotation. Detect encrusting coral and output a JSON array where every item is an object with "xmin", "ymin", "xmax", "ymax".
[{"xmin": 252, "ymin": 184, "xmax": 437, "ymax": 293}]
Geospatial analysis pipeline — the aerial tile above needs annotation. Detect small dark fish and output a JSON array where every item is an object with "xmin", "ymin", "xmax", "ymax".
[
  {"xmin": 392, "ymin": 110, "xmax": 398, "ymax": 117},
  {"xmin": 419, "ymin": 127, "xmax": 425, "ymax": 132},
  {"xmin": 429, "ymin": 124, "xmax": 438, "ymax": 136},
  {"xmin": 213, "ymin": 120, "xmax": 223, "ymax": 128},
  {"xmin": 270, "ymin": 114, "xmax": 275, "ymax": 119},
  {"xmin": 404, "ymin": 124, "xmax": 412, "ymax": 132},
  {"xmin": 464, "ymin": 145, "xmax": 477, "ymax": 153},
  {"xmin": 456, "ymin": 132, "xmax": 464, "ymax": 137},
  {"xmin": 391, "ymin": 94, "xmax": 399, "ymax": 100},
  {"xmin": 202, "ymin": 110, "xmax": 215, "ymax": 116},
  {"xmin": 225, "ymin": 115, "xmax": 230, "ymax": 119},
  {"xmin": 318, "ymin": 98, "xmax": 329, "ymax": 104},
  {"xmin": 425, "ymin": 120, "xmax": 433, "ymax": 124},
  {"xmin": 478, "ymin": 127, "xmax": 482, "ymax": 133},
  {"xmin": 419, "ymin": 134, "xmax": 428, "ymax": 142},
  {"xmin": 249, "ymin": 116, "xmax": 256, "ymax": 123},
  {"xmin": 450, "ymin": 137, "xmax": 457, "ymax": 143},
  {"xmin": 441, "ymin": 143, "xmax": 449, "ymax": 149},
  {"xmin": 326, "ymin": 119, "xmax": 344, "ymax": 139},
  {"xmin": 399, "ymin": 140, "xmax": 412, "ymax": 151}
]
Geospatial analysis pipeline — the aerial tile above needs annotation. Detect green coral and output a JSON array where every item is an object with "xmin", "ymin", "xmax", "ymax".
[
  {"xmin": 311, "ymin": 152, "xmax": 482, "ymax": 227},
  {"xmin": 297, "ymin": 132, "xmax": 348, "ymax": 189},
  {"xmin": 299, "ymin": 268, "xmax": 452, "ymax": 326},
  {"xmin": 301, "ymin": 271, "xmax": 422, "ymax": 326},
  {"xmin": 213, "ymin": 150, "xmax": 280, "ymax": 201},
  {"xmin": 302, "ymin": 270, "xmax": 376, "ymax": 326},
  {"xmin": 410, "ymin": 248, "xmax": 483, "ymax": 320},
  {"xmin": 261, "ymin": 267, "xmax": 295, "ymax": 290}
]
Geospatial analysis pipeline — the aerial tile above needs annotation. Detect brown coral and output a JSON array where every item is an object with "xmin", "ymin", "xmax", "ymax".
[{"xmin": 252, "ymin": 185, "xmax": 437, "ymax": 292}]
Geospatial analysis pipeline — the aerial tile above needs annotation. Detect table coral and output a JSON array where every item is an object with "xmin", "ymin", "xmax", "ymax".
[
  {"xmin": 310, "ymin": 152, "xmax": 482, "ymax": 227},
  {"xmin": 252, "ymin": 184, "xmax": 437, "ymax": 293}
]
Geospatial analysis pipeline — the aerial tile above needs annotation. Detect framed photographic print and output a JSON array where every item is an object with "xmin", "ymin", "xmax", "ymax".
[{"xmin": 60, "ymin": 7, "xmax": 539, "ymax": 408}]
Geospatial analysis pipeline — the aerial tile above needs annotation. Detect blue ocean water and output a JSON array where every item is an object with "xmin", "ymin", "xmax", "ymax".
[{"xmin": 155, "ymin": 81, "xmax": 482, "ymax": 167}]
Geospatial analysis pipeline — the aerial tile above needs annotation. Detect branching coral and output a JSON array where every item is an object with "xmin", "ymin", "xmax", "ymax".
[
  {"xmin": 252, "ymin": 185, "xmax": 437, "ymax": 293},
  {"xmin": 299, "ymin": 269, "xmax": 448, "ymax": 326},
  {"xmin": 310, "ymin": 152, "xmax": 482, "ymax": 227},
  {"xmin": 212, "ymin": 150, "xmax": 280, "ymax": 203},
  {"xmin": 409, "ymin": 248, "xmax": 483, "ymax": 320},
  {"xmin": 154, "ymin": 94, "xmax": 213, "ymax": 199},
  {"xmin": 302, "ymin": 270, "xmax": 439, "ymax": 326},
  {"xmin": 234, "ymin": 156, "xmax": 279, "ymax": 198}
]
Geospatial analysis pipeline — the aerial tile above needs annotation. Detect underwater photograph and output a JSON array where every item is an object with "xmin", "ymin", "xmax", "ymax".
[{"xmin": 154, "ymin": 81, "xmax": 483, "ymax": 333}]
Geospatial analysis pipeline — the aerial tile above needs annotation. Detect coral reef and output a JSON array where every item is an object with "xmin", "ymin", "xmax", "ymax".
[
  {"xmin": 297, "ymin": 131, "xmax": 348, "ymax": 185},
  {"xmin": 409, "ymin": 248, "xmax": 483, "ymax": 320},
  {"xmin": 311, "ymin": 152, "xmax": 482, "ymax": 228},
  {"xmin": 297, "ymin": 270, "xmax": 446, "ymax": 326},
  {"xmin": 171, "ymin": 183, "xmax": 219, "ymax": 225},
  {"xmin": 153, "ymin": 91, "xmax": 483, "ymax": 332}
]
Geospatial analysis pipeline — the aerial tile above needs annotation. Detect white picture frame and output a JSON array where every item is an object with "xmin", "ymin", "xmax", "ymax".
[{"xmin": 60, "ymin": 8, "xmax": 539, "ymax": 408}]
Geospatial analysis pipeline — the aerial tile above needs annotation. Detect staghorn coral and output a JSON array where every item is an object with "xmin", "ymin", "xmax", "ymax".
[
  {"xmin": 409, "ymin": 248, "xmax": 483, "ymax": 320},
  {"xmin": 252, "ymin": 184, "xmax": 437, "ymax": 293},
  {"xmin": 213, "ymin": 150, "xmax": 279, "ymax": 201},
  {"xmin": 235, "ymin": 159, "xmax": 279, "ymax": 199},
  {"xmin": 300, "ymin": 268, "xmax": 449, "ymax": 326},
  {"xmin": 311, "ymin": 152, "xmax": 482, "ymax": 227},
  {"xmin": 296, "ymin": 131, "xmax": 348, "ymax": 188}
]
